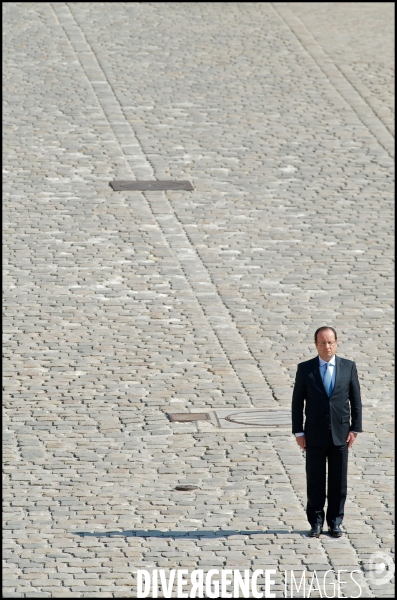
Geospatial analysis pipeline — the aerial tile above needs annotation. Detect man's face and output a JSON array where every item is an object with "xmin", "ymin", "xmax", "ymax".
[{"xmin": 315, "ymin": 329, "xmax": 338, "ymax": 362}]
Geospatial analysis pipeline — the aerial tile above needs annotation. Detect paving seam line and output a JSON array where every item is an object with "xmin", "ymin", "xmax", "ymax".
[
  {"xmin": 50, "ymin": 2, "xmax": 146, "ymax": 181},
  {"xmin": 153, "ymin": 196, "xmax": 281, "ymax": 409},
  {"xmin": 269, "ymin": 435, "xmax": 375, "ymax": 598},
  {"xmin": 51, "ymin": 1, "xmax": 281, "ymax": 411},
  {"xmin": 339, "ymin": 63, "xmax": 394, "ymax": 137},
  {"xmin": 271, "ymin": 2, "xmax": 394, "ymax": 160},
  {"xmin": 347, "ymin": 405, "xmax": 394, "ymax": 534}
]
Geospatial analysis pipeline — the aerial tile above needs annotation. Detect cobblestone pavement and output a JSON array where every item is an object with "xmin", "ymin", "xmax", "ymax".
[{"xmin": 3, "ymin": 3, "xmax": 394, "ymax": 598}]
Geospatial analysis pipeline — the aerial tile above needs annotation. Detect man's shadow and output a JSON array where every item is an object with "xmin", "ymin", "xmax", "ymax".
[{"xmin": 74, "ymin": 529, "xmax": 308, "ymax": 539}]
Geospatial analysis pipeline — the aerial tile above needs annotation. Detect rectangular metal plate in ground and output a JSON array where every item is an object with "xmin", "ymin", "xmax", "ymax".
[
  {"xmin": 168, "ymin": 413, "xmax": 210, "ymax": 422},
  {"xmin": 110, "ymin": 180, "xmax": 194, "ymax": 191}
]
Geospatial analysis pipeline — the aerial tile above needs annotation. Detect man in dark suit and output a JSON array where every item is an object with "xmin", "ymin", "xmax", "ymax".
[{"xmin": 292, "ymin": 326, "xmax": 362, "ymax": 538}]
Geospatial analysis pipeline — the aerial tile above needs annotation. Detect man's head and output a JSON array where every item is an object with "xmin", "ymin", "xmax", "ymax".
[{"xmin": 314, "ymin": 326, "xmax": 338, "ymax": 362}]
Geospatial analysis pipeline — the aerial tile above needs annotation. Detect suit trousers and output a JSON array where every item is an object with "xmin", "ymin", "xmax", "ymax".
[{"xmin": 306, "ymin": 429, "xmax": 348, "ymax": 528}]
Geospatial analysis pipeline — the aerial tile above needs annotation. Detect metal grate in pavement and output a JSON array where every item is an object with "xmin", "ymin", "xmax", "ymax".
[
  {"xmin": 167, "ymin": 412, "xmax": 210, "ymax": 422},
  {"xmin": 110, "ymin": 180, "xmax": 194, "ymax": 191}
]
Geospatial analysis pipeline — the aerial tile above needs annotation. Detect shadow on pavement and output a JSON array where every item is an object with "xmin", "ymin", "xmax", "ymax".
[{"xmin": 74, "ymin": 529, "xmax": 308, "ymax": 538}]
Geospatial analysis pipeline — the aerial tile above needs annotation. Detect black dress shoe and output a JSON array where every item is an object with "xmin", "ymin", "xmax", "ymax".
[
  {"xmin": 308, "ymin": 524, "xmax": 322, "ymax": 537},
  {"xmin": 328, "ymin": 525, "xmax": 342, "ymax": 537}
]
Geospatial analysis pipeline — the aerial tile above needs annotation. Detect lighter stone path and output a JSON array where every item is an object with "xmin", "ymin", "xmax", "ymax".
[{"xmin": 272, "ymin": 3, "xmax": 394, "ymax": 158}]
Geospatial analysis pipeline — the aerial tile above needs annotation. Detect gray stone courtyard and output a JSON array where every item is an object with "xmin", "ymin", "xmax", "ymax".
[{"xmin": 3, "ymin": 2, "xmax": 394, "ymax": 597}]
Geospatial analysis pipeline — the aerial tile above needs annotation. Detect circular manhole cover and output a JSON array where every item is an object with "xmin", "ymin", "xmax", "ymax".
[
  {"xmin": 225, "ymin": 410, "xmax": 290, "ymax": 427},
  {"xmin": 174, "ymin": 485, "xmax": 198, "ymax": 491}
]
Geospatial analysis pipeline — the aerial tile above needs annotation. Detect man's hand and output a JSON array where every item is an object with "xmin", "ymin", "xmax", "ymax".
[
  {"xmin": 346, "ymin": 431, "xmax": 357, "ymax": 449},
  {"xmin": 296, "ymin": 435, "xmax": 306, "ymax": 451}
]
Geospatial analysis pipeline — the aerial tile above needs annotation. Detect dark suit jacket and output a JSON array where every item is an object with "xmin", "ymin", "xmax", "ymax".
[{"xmin": 292, "ymin": 355, "xmax": 363, "ymax": 446}]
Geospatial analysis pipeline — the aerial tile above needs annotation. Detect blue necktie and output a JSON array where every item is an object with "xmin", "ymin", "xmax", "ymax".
[{"xmin": 323, "ymin": 363, "xmax": 333, "ymax": 396}]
